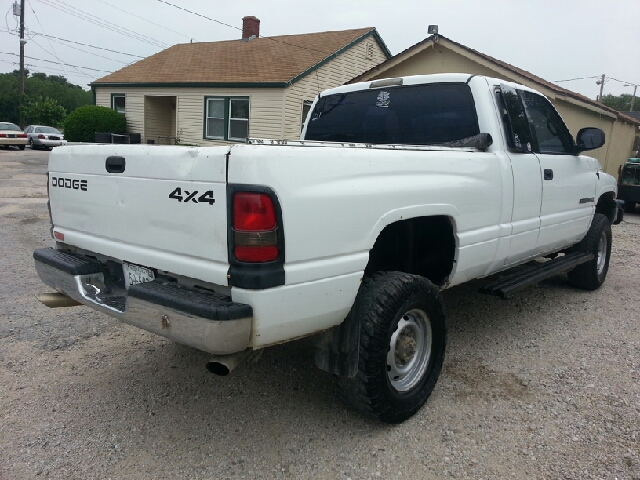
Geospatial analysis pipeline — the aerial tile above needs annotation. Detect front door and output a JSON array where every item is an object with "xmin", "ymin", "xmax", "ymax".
[
  {"xmin": 519, "ymin": 91, "xmax": 596, "ymax": 253},
  {"xmin": 499, "ymin": 84, "xmax": 543, "ymax": 265}
]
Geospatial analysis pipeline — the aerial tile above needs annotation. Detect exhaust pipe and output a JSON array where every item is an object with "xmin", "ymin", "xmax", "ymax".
[
  {"xmin": 206, "ymin": 350, "xmax": 252, "ymax": 376},
  {"xmin": 36, "ymin": 292, "xmax": 81, "ymax": 308}
]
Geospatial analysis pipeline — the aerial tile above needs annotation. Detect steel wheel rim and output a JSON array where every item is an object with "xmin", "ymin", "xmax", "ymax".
[
  {"xmin": 387, "ymin": 308, "xmax": 432, "ymax": 392},
  {"xmin": 597, "ymin": 230, "xmax": 607, "ymax": 275}
]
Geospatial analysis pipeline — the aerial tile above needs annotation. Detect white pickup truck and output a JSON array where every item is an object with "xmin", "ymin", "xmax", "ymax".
[{"xmin": 34, "ymin": 74, "xmax": 620, "ymax": 423}]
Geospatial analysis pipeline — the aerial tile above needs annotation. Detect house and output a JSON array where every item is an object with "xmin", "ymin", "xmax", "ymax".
[
  {"xmin": 349, "ymin": 34, "xmax": 640, "ymax": 176},
  {"xmin": 91, "ymin": 17, "xmax": 390, "ymax": 145}
]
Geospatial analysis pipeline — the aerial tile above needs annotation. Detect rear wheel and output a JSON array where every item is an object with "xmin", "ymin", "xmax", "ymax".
[
  {"xmin": 335, "ymin": 271, "xmax": 446, "ymax": 423},
  {"xmin": 568, "ymin": 213, "xmax": 612, "ymax": 290},
  {"xmin": 623, "ymin": 201, "xmax": 636, "ymax": 214},
  {"xmin": 18, "ymin": 144, "xmax": 25, "ymax": 151}
]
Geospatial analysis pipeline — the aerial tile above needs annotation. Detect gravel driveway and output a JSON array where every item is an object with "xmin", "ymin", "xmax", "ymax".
[{"xmin": 1, "ymin": 148, "xmax": 639, "ymax": 479}]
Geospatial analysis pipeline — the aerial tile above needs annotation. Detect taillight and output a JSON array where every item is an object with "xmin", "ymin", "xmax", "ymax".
[
  {"xmin": 0, "ymin": 134, "xmax": 6, "ymax": 138},
  {"xmin": 233, "ymin": 192, "xmax": 279, "ymax": 262},
  {"xmin": 17, "ymin": 133, "xmax": 27, "ymax": 138},
  {"xmin": 37, "ymin": 134, "xmax": 45, "ymax": 139}
]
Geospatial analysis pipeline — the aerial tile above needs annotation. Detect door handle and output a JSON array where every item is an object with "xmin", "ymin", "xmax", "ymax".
[
  {"xmin": 105, "ymin": 156, "xmax": 126, "ymax": 173},
  {"xmin": 544, "ymin": 169, "xmax": 553, "ymax": 180}
]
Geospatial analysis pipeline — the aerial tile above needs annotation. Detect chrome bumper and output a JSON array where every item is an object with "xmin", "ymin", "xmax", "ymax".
[{"xmin": 34, "ymin": 250, "xmax": 252, "ymax": 355}]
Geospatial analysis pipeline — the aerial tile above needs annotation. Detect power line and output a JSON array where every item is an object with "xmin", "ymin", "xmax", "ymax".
[
  {"xmin": 44, "ymin": 0, "xmax": 169, "ymax": 48},
  {"xmin": 2, "ymin": 58, "xmax": 96, "ymax": 81},
  {"xmin": 155, "ymin": 0, "xmax": 240, "ymax": 30},
  {"xmin": 0, "ymin": 51, "xmax": 112, "ymax": 72},
  {"xmin": 26, "ymin": 0, "xmax": 70, "ymax": 79},
  {"xmin": 154, "ymin": 0, "xmax": 328, "ymax": 54},
  {"xmin": 553, "ymin": 76, "xmax": 601, "ymax": 83},
  {"xmin": 34, "ymin": 0, "xmax": 168, "ymax": 48},
  {"xmin": 93, "ymin": 0, "xmax": 193, "ymax": 41},
  {"xmin": 0, "ymin": 26, "xmax": 145, "ymax": 58},
  {"xmin": 609, "ymin": 77, "xmax": 638, "ymax": 87},
  {"xmin": 33, "ymin": 32, "xmax": 129, "ymax": 64}
]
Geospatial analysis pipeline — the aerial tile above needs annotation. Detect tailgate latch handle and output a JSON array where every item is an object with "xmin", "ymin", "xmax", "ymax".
[{"xmin": 105, "ymin": 156, "xmax": 126, "ymax": 174}]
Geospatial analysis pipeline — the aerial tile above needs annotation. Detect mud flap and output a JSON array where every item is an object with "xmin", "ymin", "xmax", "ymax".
[{"xmin": 313, "ymin": 308, "xmax": 360, "ymax": 378}]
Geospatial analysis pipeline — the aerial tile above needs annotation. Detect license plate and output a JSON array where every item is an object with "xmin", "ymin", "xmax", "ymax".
[{"xmin": 122, "ymin": 262, "xmax": 155, "ymax": 289}]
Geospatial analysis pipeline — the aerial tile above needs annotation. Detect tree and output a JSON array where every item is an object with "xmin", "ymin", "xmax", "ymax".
[
  {"xmin": 0, "ymin": 71, "xmax": 92, "ymax": 124},
  {"xmin": 600, "ymin": 93, "xmax": 638, "ymax": 112},
  {"xmin": 21, "ymin": 96, "xmax": 67, "ymax": 127}
]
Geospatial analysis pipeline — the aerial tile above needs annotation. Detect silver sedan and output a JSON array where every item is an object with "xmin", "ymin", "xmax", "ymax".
[{"xmin": 25, "ymin": 125, "xmax": 67, "ymax": 150}]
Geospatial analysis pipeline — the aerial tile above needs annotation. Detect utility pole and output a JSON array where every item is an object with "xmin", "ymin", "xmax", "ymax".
[
  {"xmin": 630, "ymin": 85, "xmax": 637, "ymax": 111},
  {"xmin": 18, "ymin": 0, "xmax": 26, "ymax": 128},
  {"xmin": 597, "ymin": 74, "xmax": 605, "ymax": 103}
]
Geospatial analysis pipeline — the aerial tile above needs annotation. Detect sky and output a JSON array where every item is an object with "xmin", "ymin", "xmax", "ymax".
[{"xmin": 1, "ymin": 0, "xmax": 638, "ymax": 104}]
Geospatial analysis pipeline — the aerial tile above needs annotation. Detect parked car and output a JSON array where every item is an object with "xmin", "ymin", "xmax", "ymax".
[
  {"xmin": 25, "ymin": 125, "xmax": 66, "ymax": 150},
  {"xmin": 0, "ymin": 122, "xmax": 28, "ymax": 150},
  {"xmin": 618, "ymin": 158, "xmax": 640, "ymax": 213}
]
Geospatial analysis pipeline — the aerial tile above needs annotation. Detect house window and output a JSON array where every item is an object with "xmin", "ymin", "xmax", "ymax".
[
  {"xmin": 301, "ymin": 100, "xmax": 313, "ymax": 132},
  {"xmin": 204, "ymin": 96, "xmax": 249, "ymax": 142},
  {"xmin": 112, "ymin": 94, "xmax": 125, "ymax": 114}
]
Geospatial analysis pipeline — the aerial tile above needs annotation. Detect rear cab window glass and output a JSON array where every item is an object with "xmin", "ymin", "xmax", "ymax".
[{"xmin": 305, "ymin": 83, "xmax": 480, "ymax": 145}]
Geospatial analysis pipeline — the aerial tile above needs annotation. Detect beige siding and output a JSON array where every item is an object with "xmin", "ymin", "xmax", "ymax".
[
  {"xmin": 282, "ymin": 39, "xmax": 388, "ymax": 139},
  {"xmin": 367, "ymin": 46, "xmax": 499, "ymax": 80},
  {"xmin": 95, "ymin": 86, "xmax": 285, "ymax": 146},
  {"xmin": 358, "ymin": 44, "xmax": 638, "ymax": 175}
]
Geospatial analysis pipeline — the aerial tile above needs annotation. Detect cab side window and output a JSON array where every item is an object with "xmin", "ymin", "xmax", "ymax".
[
  {"xmin": 498, "ymin": 84, "xmax": 534, "ymax": 153},
  {"xmin": 520, "ymin": 91, "xmax": 573, "ymax": 154}
]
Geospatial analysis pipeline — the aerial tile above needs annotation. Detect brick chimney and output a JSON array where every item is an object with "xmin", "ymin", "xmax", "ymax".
[{"xmin": 242, "ymin": 16, "xmax": 260, "ymax": 39}]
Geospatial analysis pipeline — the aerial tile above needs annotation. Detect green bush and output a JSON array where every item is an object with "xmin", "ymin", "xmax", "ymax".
[{"xmin": 63, "ymin": 105, "xmax": 126, "ymax": 142}]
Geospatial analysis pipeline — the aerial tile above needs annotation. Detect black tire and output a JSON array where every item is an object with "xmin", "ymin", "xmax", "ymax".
[
  {"xmin": 18, "ymin": 144, "xmax": 25, "ymax": 151},
  {"xmin": 335, "ymin": 271, "xmax": 446, "ymax": 423},
  {"xmin": 567, "ymin": 213, "xmax": 612, "ymax": 290},
  {"xmin": 623, "ymin": 201, "xmax": 636, "ymax": 214}
]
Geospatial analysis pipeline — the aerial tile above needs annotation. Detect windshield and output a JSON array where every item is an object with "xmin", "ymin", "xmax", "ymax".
[
  {"xmin": 35, "ymin": 126, "xmax": 61, "ymax": 134},
  {"xmin": 305, "ymin": 83, "xmax": 479, "ymax": 145},
  {"xmin": 621, "ymin": 164, "xmax": 640, "ymax": 185},
  {"xmin": 0, "ymin": 122, "xmax": 21, "ymax": 132}
]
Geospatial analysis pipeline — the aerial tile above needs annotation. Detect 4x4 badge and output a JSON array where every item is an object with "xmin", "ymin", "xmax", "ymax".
[{"xmin": 169, "ymin": 187, "xmax": 215, "ymax": 204}]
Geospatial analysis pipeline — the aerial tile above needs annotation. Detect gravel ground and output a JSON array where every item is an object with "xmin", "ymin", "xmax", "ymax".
[{"xmin": 1, "ymin": 148, "xmax": 639, "ymax": 480}]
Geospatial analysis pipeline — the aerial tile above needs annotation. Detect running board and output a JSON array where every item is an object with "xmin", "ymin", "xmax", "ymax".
[{"xmin": 479, "ymin": 252, "xmax": 594, "ymax": 299}]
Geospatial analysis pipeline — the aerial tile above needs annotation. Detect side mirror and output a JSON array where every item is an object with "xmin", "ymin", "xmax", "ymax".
[{"xmin": 574, "ymin": 127, "xmax": 605, "ymax": 153}]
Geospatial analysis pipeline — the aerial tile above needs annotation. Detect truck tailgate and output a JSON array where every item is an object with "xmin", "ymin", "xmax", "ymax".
[{"xmin": 48, "ymin": 145, "xmax": 231, "ymax": 285}]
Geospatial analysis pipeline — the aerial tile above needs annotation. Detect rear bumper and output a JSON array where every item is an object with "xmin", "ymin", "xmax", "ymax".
[
  {"xmin": 33, "ymin": 139, "xmax": 66, "ymax": 147},
  {"xmin": 33, "ymin": 248, "xmax": 253, "ymax": 355},
  {"xmin": 0, "ymin": 137, "xmax": 28, "ymax": 146}
]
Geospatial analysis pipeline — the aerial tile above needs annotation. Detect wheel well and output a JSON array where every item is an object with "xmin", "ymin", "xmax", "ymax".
[
  {"xmin": 596, "ymin": 192, "xmax": 616, "ymax": 224},
  {"xmin": 364, "ymin": 216, "xmax": 456, "ymax": 287}
]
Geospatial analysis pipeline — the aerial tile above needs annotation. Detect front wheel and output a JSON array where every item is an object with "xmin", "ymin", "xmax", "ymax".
[
  {"xmin": 335, "ymin": 272, "xmax": 446, "ymax": 423},
  {"xmin": 568, "ymin": 213, "xmax": 612, "ymax": 290}
]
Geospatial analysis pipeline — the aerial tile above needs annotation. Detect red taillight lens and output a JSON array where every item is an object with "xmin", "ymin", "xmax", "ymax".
[
  {"xmin": 0, "ymin": 134, "xmax": 6, "ymax": 138},
  {"xmin": 18, "ymin": 133, "xmax": 27, "ymax": 138},
  {"xmin": 232, "ymin": 192, "xmax": 279, "ymax": 263},
  {"xmin": 233, "ymin": 193, "xmax": 276, "ymax": 231},
  {"xmin": 37, "ymin": 134, "xmax": 45, "ymax": 139}
]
